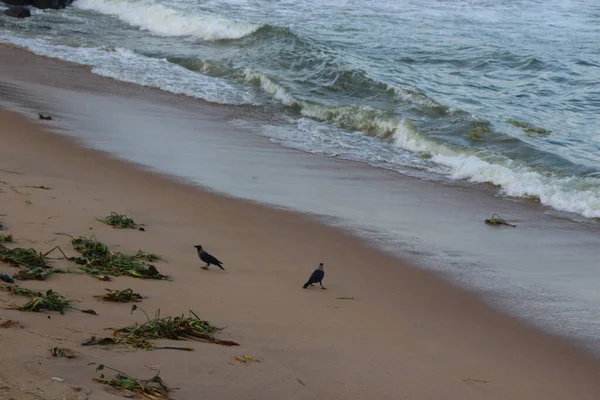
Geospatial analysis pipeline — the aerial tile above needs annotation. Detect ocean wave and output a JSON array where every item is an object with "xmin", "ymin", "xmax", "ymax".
[
  {"xmin": 384, "ymin": 83, "xmax": 449, "ymax": 113},
  {"xmin": 0, "ymin": 36, "xmax": 255, "ymax": 105},
  {"xmin": 239, "ymin": 69, "xmax": 297, "ymax": 107},
  {"xmin": 74, "ymin": 0, "xmax": 261, "ymax": 41},
  {"xmin": 389, "ymin": 123, "xmax": 600, "ymax": 218},
  {"xmin": 230, "ymin": 67, "xmax": 450, "ymax": 135}
]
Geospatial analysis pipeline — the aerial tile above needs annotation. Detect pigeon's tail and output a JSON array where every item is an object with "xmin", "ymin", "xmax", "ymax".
[{"xmin": 303, "ymin": 281, "xmax": 311, "ymax": 289}]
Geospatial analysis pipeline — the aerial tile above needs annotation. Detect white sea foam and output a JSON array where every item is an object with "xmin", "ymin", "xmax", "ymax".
[
  {"xmin": 240, "ymin": 69, "xmax": 298, "ymax": 106},
  {"xmin": 251, "ymin": 85, "xmax": 600, "ymax": 219},
  {"xmin": 385, "ymin": 83, "xmax": 447, "ymax": 112},
  {"xmin": 0, "ymin": 36, "xmax": 255, "ymax": 105},
  {"xmin": 390, "ymin": 122, "xmax": 600, "ymax": 219},
  {"xmin": 74, "ymin": 0, "xmax": 260, "ymax": 41}
]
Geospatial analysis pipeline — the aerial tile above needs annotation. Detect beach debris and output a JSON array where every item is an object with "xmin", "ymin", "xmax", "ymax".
[
  {"xmin": 0, "ymin": 284, "xmax": 41, "ymax": 297},
  {"xmin": 507, "ymin": 119, "xmax": 551, "ymax": 137},
  {"xmin": 93, "ymin": 364, "xmax": 172, "ymax": 399},
  {"xmin": 51, "ymin": 347, "xmax": 78, "ymax": 359},
  {"xmin": 463, "ymin": 378, "xmax": 490, "ymax": 384},
  {"xmin": 0, "ymin": 235, "xmax": 13, "ymax": 243},
  {"xmin": 296, "ymin": 378, "xmax": 306, "ymax": 387},
  {"xmin": 38, "ymin": 113, "xmax": 53, "ymax": 121},
  {"xmin": 21, "ymin": 185, "xmax": 52, "ymax": 190},
  {"xmin": 25, "ymin": 200, "xmax": 32, "ymax": 206},
  {"xmin": 484, "ymin": 213, "xmax": 516, "ymax": 227},
  {"xmin": 14, "ymin": 267, "xmax": 54, "ymax": 281},
  {"xmin": 0, "ymin": 273, "xmax": 14, "ymax": 283},
  {"xmin": 0, "ymin": 245, "xmax": 66, "ymax": 270},
  {"xmin": 0, "ymin": 317, "xmax": 21, "ymax": 329},
  {"xmin": 68, "ymin": 235, "xmax": 168, "ymax": 280},
  {"xmin": 0, "ymin": 219, "xmax": 5, "ymax": 231},
  {"xmin": 81, "ymin": 309, "xmax": 98, "ymax": 315},
  {"xmin": 93, "ymin": 288, "xmax": 143, "ymax": 303},
  {"xmin": 82, "ymin": 335, "xmax": 191, "ymax": 351},
  {"xmin": 97, "ymin": 212, "xmax": 145, "ymax": 231},
  {"xmin": 51, "ymin": 377, "xmax": 64, "ymax": 382},
  {"xmin": 0, "ymin": 245, "xmax": 69, "ymax": 281},
  {"xmin": 0, "ymin": 169, "xmax": 20, "ymax": 175},
  {"xmin": 234, "ymin": 355, "xmax": 260, "ymax": 364},
  {"xmin": 336, "ymin": 297, "xmax": 356, "ymax": 300},
  {"xmin": 83, "ymin": 306, "xmax": 239, "ymax": 351},
  {"xmin": 10, "ymin": 289, "xmax": 71, "ymax": 314},
  {"xmin": 134, "ymin": 250, "xmax": 164, "ymax": 263}
]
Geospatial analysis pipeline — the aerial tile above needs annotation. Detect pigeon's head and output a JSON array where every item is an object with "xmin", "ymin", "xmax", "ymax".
[
  {"xmin": 318, "ymin": 263, "xmax": 324, "ymax": 270},
  {"xmin": 193, "ymin": 245, "xmax": 203, "ymax": 251}
]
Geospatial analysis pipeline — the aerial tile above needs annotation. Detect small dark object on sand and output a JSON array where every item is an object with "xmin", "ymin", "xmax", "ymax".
[
  {"xmin": 51, "ymin": 347, "xmax": 77, "ymax": 358},
  {"xmin": 0, "ymin": 273, "xmax": 14, "ymax": 284},
  {"xmin": 303, "ymin": 263, "xmax": 326, "ymax": 290},
  {"xmin": 485, "ymin": 213, "xmax": 516, "ymax": 227},
  {"xmin": 194, "ymin": 245, "xmax": 224, "ymax": 270},
  {"xmin": 38, "ymin": 113, "xmax": 52, "ymax": 120}
]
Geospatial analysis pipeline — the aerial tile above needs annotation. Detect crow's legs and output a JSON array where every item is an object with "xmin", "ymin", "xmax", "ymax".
[
  {"xmin": 319, "ymin": 281, "xmax": 327, "ymax": 290},
  {"xmin": 202, "ymin": 263, "xmax": 210, "ymax": 270}
]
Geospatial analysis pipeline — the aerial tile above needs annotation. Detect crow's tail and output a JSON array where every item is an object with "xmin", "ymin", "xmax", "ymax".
[
  {"xmin": 303, "ymin": 281, "xmax": 310, "ymax": 289},
  {"xmin": 216, "ymin": 262, "xmax": 225, "ymax": 271}
]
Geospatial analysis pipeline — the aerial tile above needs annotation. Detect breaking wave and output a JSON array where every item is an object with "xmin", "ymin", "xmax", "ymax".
[{"xmin": 74, "ymin": 0, "xmax": 261, "ymax": 41}]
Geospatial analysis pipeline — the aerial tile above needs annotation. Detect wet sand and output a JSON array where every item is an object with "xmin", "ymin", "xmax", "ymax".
[{"xmin": 1, "ymin": 45, "xmax": 600, "ymax": 399}]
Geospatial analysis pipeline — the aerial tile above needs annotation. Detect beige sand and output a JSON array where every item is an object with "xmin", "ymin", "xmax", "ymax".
[{"xmin": 1, "ymin": 105, "xmax": 600, "ymax": 399}]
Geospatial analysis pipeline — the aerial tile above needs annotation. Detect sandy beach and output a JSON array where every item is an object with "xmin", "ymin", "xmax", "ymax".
[{"xmin": 1, "ymin": 45, "xmax": 600, "ymax": 400}]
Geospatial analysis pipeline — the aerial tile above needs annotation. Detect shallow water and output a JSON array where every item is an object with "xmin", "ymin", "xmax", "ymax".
[{"xmin": 1, "ymin": 0, "xmax": 599, "ymax": 218}]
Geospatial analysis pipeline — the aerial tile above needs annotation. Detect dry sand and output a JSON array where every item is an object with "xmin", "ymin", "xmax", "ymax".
[{"xmin": 1, "ymin": 52, "xmax": 600, "ymax": 400}]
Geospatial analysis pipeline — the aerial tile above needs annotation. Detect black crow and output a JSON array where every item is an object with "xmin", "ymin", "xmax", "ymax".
[
  {"xmin": 303, "ymin": 263, "xmax": 326, "ymax": 289},
  {"xmin": 193, "ymin": 245, "xmax": 224, "ymax": 270}
]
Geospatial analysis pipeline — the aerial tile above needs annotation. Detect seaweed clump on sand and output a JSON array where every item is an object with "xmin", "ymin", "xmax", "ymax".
[
  {"xmin": 0, "ymin": 234, "xmax": 13, "ymax": 243},
  {"xmin": 0, "ymin": 246, "xmax": 67, "ymax": 281},
  {"xmin": 484, "ymin": 213, "xmax": 516, "ymax": 227},
  {"xmin": 83, "ymin": 306, "xmax": 239, "ymax": 351},
  {"xmin": 94, "ymin": 288, "xmax": 144, "ymax": 303},
  {"xmin": 0, "ymin": 283, "xmax": 42, "ymax": 298},
  {"xmin": 94, "ymin": 364, "xmax": 171, "ymax": 399},
  {"xmin": 69, "ymin": 236, "xmax": 168, "ymax": 281},
  {"xmin": 10, "ymin": 289, "xmax": 71, "ymax": 314},
  {"xmin": 2, "ymin": 285, "xmax": 96, "ymax": 315},
  {"xmin": 97, "ymin": 212, "xmax": 146, "ymax": 231}
]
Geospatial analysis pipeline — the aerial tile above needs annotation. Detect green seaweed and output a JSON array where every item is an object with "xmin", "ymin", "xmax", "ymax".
[
  {"xmin": 507, "ymin": 119, "xmax": 551, "ymax": 137},
  {"xmin": 69, "ymin": 236, "xmax": 168, "ymax": 280},
  {"xmin": 468, "ymin": 121, "xmax": 493, "ymax": 141},
  {"xmin": 0, "ymin": 235, "xmax": 13, "ymax": 243},
  {"xmin": 97, "ymin": 212, "xmax": 145, "ymax": 231},
  {"xmin": 93, "ymin": 364, "xmax": 172, "ymax": 399}
]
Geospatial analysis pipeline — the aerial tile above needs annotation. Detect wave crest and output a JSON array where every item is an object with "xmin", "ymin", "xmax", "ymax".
[{"xmin": 74, "ymin": 0, "xmax": 261, "ymax": 41}]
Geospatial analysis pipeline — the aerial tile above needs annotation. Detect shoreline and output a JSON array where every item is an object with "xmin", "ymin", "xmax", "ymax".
[
  {"xmin": 3, "ymin": 41, "xmax": 600, "ymax": 352},
  {"xmin": 1, "ymin": 55, "xmax": 600, "ymax": 399}
]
